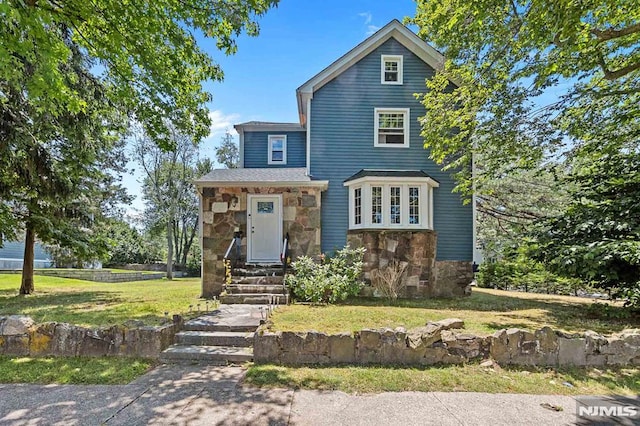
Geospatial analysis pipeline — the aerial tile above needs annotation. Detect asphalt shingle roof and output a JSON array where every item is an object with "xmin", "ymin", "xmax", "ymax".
[
  {"xmin": 195, "ymin": 168, "xmax": 327, "ymax": 186},
  {"xmin": 343, "ymin": 169, "xmax": 439, "ymax": 183}
]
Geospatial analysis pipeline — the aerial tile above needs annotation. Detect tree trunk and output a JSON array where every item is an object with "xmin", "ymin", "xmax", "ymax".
[
  {"xmin": 166, "ymin": 220, "xmax": 174, "ymax": 280},
  {"xmin": 19, "ymin": 224, "xmax": 35, "ymax": 295}
]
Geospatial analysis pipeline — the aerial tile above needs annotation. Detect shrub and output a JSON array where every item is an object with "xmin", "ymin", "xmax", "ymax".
[
  {"xmin": 285, "ymin": 246, "xmax": 365, "ymax": 304},
  {"xmin": 371, "ymin": 260, "xmax": 408, "ymax": 301},
  {"xmin": 478, "ymin": 257, "xmax": 585, "ymax": 295}
]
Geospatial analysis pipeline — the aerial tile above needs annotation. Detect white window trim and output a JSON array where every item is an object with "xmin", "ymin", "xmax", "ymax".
[
  {"xmin": 374, "ymin": 108, "xmax": 410, "ymax": 148},
  {"xmin": 381, "ymin": 55, "xmax": 403, "ymax": 85},
  {"xmin": 345, "ymin": 176, "xmax": 438, "ymax": 230},
  {"xmin": 268, "ymin": 134, "xmax": 287, "ymax": 165}
]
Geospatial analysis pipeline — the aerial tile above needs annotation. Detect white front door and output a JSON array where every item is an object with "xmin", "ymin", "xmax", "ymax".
[{"xmin": 248, "ymin": 195, "xmax": 282, "ymax": 262}]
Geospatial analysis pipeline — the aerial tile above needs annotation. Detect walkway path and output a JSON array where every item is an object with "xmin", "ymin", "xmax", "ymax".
[{"xmin": 0, "ymin": 364, "xmax": 594, "ymax": 425}]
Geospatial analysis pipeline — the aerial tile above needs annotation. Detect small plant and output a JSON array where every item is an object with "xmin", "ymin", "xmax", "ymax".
[
  {"xmin": 223, "ymin": 259, "xmax": 232, "ymax": 285},
  {"xmin": 285, "ymin": 246, "xmax": 366, "ymax": 304},
  {"xmin": 371, "ymin": 260, "xmax": 409, "ymax": 301}
]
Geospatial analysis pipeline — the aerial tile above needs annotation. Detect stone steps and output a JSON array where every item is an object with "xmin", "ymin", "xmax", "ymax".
[
  {"xmin": 231, "ymin": 276, "xmax": 284, "ymax": 285},
  {"xmin": 176, "ymin": 330, "xmax": 254, "ymax": 347},
  {"xmin": 226, "ymin": 283, "xmax": 287, "ymax": 294},
  {"xmin": 220, "ymin": 293, "xmax": 289, "ymax": 305},
  {"xmin": 160, "ymin": 305, "xmax": 263, "ymax": 365},
  {"xmin": 232, "ymin": 268, "xmax": 284, "ymax": 277},
  {"xmin": 160, "ymin": 344, "xmax": 253, "ymax": 364}
]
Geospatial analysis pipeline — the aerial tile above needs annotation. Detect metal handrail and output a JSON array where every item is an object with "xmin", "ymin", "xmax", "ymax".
[
  {"xmin": 281, "ymin": 232, "xmax": 290, "ymax": 276},
  {"xmin": 224, "ymin": 239, "xmax": 235, "ymax": 261},
  {"xmin": 280, "ymin": 233, "xmax": 289, "ymax": 263}
]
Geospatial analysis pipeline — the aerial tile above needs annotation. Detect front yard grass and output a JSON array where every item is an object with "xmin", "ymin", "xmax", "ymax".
[
  {"xmin": 0, "ymin": 355, "xmax": 154, "ymax": 384},
  {"xmin": 245, "ymin": 364, "xmax": 640, "ymax": 396},
  {"xmin": 0, "ymin": 274, "xmax": 206, "ymax": 327},
  {"xmin": 270, "ymin": 287, "xmax": 640, "ymax": 335}
]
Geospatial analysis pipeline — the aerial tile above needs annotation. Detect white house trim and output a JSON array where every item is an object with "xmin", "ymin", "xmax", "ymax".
[
  {"xmin": 374, "ymin": 107, "xmax": 410, "ymax": 148},
  {"xmin": 296, "ymin": 19, "xmax": 448, "ymax": 124},
  {"xmin": 237, "ymin": 127, "xmax": 245, "ymax": 168},
  {"xmin": 344, "ymin": 174, "xmax": 439, "ymax": 188},
  {"xmin": 195, "ymin": 180, "xmax": 329, "ymax": 189},
  {"xmin": 306, "ymin": 96, "xmax": 312, "ymax": 175},
  {"xmin": 268, "ymin": 134, "xmax": 287, "ymax": 165},
  {"xmin": 381, "ymin": 54, "xmax": 403, "ymax": 85},
  {"xmin": 344, "ymin": 178, "xmax": 438, "ymax": 230}
]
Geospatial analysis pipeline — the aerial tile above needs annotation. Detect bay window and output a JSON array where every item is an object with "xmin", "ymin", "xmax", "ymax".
[{"xmin": 344, "ymin": 172, "xmax": 439, "ymax": 230}]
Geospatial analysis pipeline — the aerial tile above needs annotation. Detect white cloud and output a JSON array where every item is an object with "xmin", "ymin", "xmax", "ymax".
[
  {"xmin": 358, "ymin": 12, "xmax": 372, "ymax": 25},
  {"xmin": 366, "ymin": 25, "xmax": 381, "ymax": 36},
  {"xmin": 358, "ymin": 12, "xmax": 380, "ymax": 36},
  {"xmin": 208, "ymin": 109, "xmax": 240, "ymax": 139}
]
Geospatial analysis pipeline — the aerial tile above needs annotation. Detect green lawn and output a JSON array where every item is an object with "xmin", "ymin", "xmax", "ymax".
[
  {"xmin": 270, "ymin": 287, "xmax": 640, "ymax": 335},
  {"xmin": 0, "ymin": 274, "xmax": 208, "ymax": 327},
  {"xmin": 0, "ymin": 355, "xmax": 154, "ymax": 384},
  {"xmin": 245, "ymin": 364, "xmax": 640, "ymax": 396}
]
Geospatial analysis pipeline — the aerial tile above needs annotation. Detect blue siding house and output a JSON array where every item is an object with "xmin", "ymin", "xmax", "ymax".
[{"xmin": 196, "ymin": 20, "xmax": 474, "ymax": 298}]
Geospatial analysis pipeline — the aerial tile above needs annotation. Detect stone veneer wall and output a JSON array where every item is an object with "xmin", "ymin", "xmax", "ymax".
[
  {"xmin": 347, "ymin": 230, "xmax": 472, "ymax": 298},
  {"xmin": 0, "ymin": 315, "xmax": 180, "ymax": 358},
  {"xmin": 254, "ymin": 318, "xmax": 640, "ymax": 367},
  {"xmin": 201, "ymin": 186, "xmax": 322, "ymax": 298}
]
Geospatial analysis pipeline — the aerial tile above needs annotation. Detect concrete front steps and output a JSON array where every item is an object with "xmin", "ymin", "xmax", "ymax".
[
  {"xmin": 220, "ymin": 264, "xmax": 289, "ymax": 305},
  {"xmin": 160, "ymin": 304, "xmax": 263, "ymax": 365}
]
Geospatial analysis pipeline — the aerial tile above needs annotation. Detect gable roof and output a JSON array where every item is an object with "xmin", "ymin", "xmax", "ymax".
[{"xmin": 296, "ymin": 19, "xmax": 445, "ymax": 126}]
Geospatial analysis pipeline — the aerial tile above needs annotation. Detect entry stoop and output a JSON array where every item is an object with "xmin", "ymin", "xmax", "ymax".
[{"xmin": 160, "ymin": 304, "xmax": 264, "ymax": 365}]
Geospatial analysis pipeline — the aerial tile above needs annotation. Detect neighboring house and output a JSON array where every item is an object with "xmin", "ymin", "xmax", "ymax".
[
  {"xmin": 195, "ymin": 20, "xmax": 474, "ymax": 299},
  {"xmin": 0, "ymin": 241, "xmax": 53, "ymax": 269}
]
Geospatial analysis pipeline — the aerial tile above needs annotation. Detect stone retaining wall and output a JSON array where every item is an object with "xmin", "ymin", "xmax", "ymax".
[
  {"xmin": 254, "ymin": 318, "xmax": 640, "ymax": 367},
  {"xmin": 35, "ymin": 269, "xmax": 165, "ymax": 282},
  {"xmin": 0, "ymin": 315, "xmax": 179, "ymax": 358}
]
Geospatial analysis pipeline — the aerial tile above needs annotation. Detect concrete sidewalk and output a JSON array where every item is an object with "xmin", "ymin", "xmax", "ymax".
[{"xmin": 0, "ymin": 364, "xmax": 615, "ymax": 425}]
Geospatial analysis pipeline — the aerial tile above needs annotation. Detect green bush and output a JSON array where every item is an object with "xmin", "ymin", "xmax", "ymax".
[
  {"xmin": 478, "ymin": 257, "xmax": 585, "ymax": 295},
  {"xmin": 285, "ymin": 246, "xmax": 365, "ymax": 304}
]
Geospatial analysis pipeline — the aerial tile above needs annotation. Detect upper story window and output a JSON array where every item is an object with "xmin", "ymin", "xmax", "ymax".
[
  {"xmin": 381, "ymin": 55, "xmax": 403, "ymax": 85},
  {"xmin": 268, "ymin": 135, "xmax": 287, "ymax": 165},
  {"xmin": 374, "ymin": 108, "xmax": 410, "ymax": 148}
]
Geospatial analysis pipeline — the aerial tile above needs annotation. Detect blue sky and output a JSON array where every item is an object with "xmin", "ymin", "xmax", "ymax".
[{"xmin": 124, "ymin": 0, "xmax": 419, "ymax": 214}]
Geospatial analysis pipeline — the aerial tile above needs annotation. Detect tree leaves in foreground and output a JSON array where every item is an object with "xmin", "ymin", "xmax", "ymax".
[
  {"xmin": 0, "ymin": 28, "xmax": 129, "ymax": 294},
  {"xmin": 409, "ymin": 0, "xmax": 639, "ymax": 194},
  {"xmin": 531, "ymin": 151, "xmax": 640, "ymax": 306},
  {"xmin": 0, "ymin": 0, "xmax": 279, "ymax": 148}
]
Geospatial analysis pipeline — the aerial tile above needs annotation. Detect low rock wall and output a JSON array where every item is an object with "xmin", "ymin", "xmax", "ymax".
[
  {"xmin": 35, "ymin": 269, "xmax": 165, "ymax": 282},
  {"xmin": 0, "ymin": 315, "xmax": 180, "ymax": 359},
  {"xmin": 254, "ymin": 318, "xmax": 640, "ymax": 367}
]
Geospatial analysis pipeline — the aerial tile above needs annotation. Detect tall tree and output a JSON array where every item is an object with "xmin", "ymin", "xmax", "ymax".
[
  {"xmin": 215, "ymin": 131, "xmax": 240, "ymax": 168},
  {"xmin": 409, "ymin": 0, "xmax": 639, "ymax": 194},
  {"xmin": 0, "ymin": 27, "xmax": 129, "ymax": 294},
  {"xmin": 531, "ymin": 151, "xmax": 640, "ymax": 305},
  {"xmin": 477, "ymin": 165, "xmax": 570, "ymax": 261},
  {"xmin": 135, "ymin": 128, "xmax": 212, "ymax": 278},
  {"xmin": 1, "ymin": 0, "xmax": 279, "ymax": 148}
]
